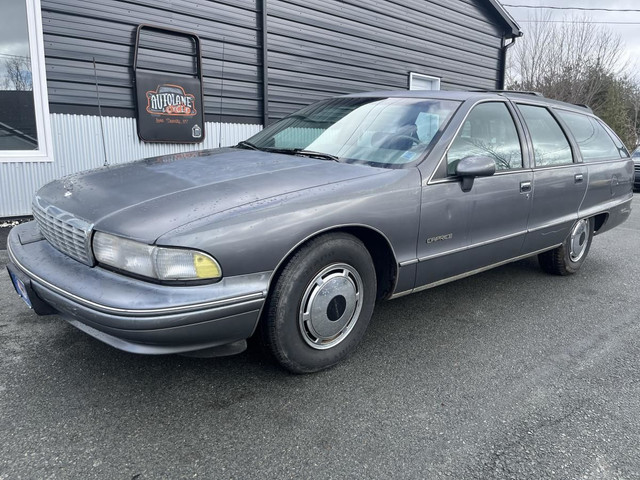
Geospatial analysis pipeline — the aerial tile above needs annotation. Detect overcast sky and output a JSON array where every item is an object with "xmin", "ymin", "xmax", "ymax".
[{"xmin": 502, "ymin": 0, "xmax": 640, "ymax": 79}]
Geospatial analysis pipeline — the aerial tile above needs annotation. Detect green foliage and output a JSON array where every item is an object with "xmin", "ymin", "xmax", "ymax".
[{"xmin": 594, "ymin": 76, "xmax": 636, "ymax": 149}]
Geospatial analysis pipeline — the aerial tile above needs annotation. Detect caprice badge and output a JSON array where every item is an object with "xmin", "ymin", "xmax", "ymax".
[{"xmin": 427, "ymin": 233, "xmax": 453, "ymax": 244}]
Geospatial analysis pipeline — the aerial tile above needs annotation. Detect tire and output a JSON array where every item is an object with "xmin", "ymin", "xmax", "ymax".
[
  {"xmin": 538, "ymin": 217, "xmax": 594, "ymax": 276},
  {"xmin": 262, "ymin": 233, "xmax": 377, "ymax": 373}
]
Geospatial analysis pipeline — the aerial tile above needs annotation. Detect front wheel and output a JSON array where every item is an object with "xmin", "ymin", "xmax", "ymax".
[
  {"xmin": 262, "ymin": 233, "xmax": 377, "ymax": 373},
  {"xmin": 538, "ymin": 217, "xmax": 594, "ymax": 275}
]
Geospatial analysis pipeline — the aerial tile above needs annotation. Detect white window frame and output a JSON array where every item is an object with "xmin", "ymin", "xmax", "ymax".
[
  {"xmin": 409, "ymin": 72, "xmax": 441, "ymax": 91},
  {"xmin": 0, "ymin": 0, "xmax": 53, "ymax": 163}
]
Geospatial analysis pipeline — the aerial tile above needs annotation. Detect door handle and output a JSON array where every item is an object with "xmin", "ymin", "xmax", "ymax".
[
  {"xmin": 574, "ymin": 174, "xmax": 584, "ymax": 183},
  {"xmin": 520, "ymin": 181, "xmax": 532, "ymax": 193}
]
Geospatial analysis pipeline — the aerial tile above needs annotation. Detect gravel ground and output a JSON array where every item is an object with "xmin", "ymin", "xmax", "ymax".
[{"xmin": 1, "ymin": 198, "xmax": 638, "ymax": 479}]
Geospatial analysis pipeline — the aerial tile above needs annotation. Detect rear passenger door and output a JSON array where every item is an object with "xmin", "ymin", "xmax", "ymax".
[{"xmin": 515, "ymin": 104, "xmax": 588, "ymax": 253}]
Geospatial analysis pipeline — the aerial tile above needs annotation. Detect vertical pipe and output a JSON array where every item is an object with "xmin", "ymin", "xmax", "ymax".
[
  {"xmin": 499, "ymin": 35, "xmax": 517, "ymax": 90},
  {"xmin": 261, "ymin": 0, "xmax": 270, "ymax": 127}
]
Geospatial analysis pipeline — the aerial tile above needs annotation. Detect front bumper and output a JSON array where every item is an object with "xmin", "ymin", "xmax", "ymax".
[{"xmin": 7, "ymin": 222, "xmax": 269, "ymax": 355}]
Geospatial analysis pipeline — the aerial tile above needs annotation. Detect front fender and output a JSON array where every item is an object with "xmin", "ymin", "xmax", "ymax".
[{"xmin": 157, "ymin": 168, "xmax": 422, "ymax": 278}]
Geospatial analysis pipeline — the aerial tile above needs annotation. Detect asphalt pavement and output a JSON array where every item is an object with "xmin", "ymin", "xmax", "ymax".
[{"xmin": 1, "ymin": 199, "xmax": 639, "ymax": 479}]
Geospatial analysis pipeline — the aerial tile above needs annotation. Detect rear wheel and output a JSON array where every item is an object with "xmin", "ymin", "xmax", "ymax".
[
  {"xmin": 538, "ymin": 217, "xmax": 594, "ymax": 275},
  {"xmin": 263, "ymin": 233, "xmax": 376, "ymax": 373}
]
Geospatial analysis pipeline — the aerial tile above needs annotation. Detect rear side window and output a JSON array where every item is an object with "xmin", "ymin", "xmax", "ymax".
[
  {"xmin": 518, "ymin": 105, "xmax": 573, "ymax": 167},
  {"xmin": 598, "ymin": 120, "xmax": 629, "ymax": 158},
  {"xmin": 447, "ymin": 102, "xmax": 523, "ymax": 174},
  {"xmin": 556, "ymin": 110, "xmax": 622, "ymax": 161}
]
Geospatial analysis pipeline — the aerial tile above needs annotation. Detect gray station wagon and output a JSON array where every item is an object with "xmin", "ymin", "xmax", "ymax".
[{"xmin": 7, "ymin": 91, "xmax": 634, "ymax": 373}]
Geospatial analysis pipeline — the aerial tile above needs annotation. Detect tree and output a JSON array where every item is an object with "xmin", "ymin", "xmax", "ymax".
[
  {"xmin": 506, "ymin": 12, "xmax": 639, "ymax": 148},
  {"xmin": 2, "ymin": 55, "xmax": 32, "ymax": 91}
]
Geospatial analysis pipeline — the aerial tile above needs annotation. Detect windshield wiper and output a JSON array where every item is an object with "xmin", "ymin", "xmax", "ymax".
[
  {"xmin": 295, "ymin": 149, "xmax": 340, "ymax": 162},
  {"xmin": 236, "ymin": 140, "xmax": 261, "ymax": 150},
  {"xmin": 264, "ymin": 147, "xmax": 340, "ymax": 162}
]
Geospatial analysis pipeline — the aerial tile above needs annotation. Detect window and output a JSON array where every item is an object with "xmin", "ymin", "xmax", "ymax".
[
  {"xmin": 447, "ymin": 102, "xmax": 523, "ymax": 175},
  {"xmin": 409, "ymin": 73, "xmax": 441, "ymax": 91},
  {"xmin": 246, "ymin": 97, "xmax": 460, "ymax": 167},
  {"xmin": 0, "ymin": 0, "xmax": 52, "ymax": 162},
  {"xmin": 518, "ymin": 105, "xmax": 572, "ymax": 167},
  {"xmin": 597, "ymin": 119, "xmax": 629, "ymax": 159},
  {"xmin": 556, "ymin": 110, "xmax": 622, "ymax": 161}
]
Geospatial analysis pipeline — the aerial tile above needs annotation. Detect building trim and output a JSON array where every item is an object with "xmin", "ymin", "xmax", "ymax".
[{"xmin": 261, "ymin": 0, "xmax": 270, "ymax": 126}]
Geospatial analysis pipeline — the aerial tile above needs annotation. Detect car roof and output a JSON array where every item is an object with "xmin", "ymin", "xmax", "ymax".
[{"xmin": 343, "ymin": 90, "xmax": 593, "ymax": 114}]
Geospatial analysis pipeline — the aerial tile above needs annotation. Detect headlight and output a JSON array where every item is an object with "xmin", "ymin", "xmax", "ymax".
[{"xmin": 93, "ymin": 232, "xmax": 221, "ymax": 281}]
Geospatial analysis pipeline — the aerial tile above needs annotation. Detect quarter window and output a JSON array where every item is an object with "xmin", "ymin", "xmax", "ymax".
[
  {"xmin": 447, "ymin": 102, "xmax": 522, "ymax": 174},
  {"xmin": 555, "ymin": 110, "xmax": 622, "ymax": 161},
  {"xmin": 518, "ymin": 105, "xmax": 573, "ymax": 167}
]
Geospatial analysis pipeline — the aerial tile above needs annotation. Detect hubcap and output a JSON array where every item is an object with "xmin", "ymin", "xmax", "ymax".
[
  {"xmin": 569, "ymin": 219, "xmax": 589, "ymax": 262},
  {"xmin": 298, "ymin": 263, "xmax": 364, "ymax": 350}
]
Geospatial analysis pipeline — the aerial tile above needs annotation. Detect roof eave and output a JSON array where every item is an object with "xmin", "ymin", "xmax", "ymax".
[{"xmin": 486, "ymin": 0, "xmax": 523, "ymax": 38}]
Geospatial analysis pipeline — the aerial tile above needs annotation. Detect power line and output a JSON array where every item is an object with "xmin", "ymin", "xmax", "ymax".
[
  {"xmin": 516, "ymin": 19, "xmax": 640, "ymax": 24},
  {"xmin": 504, "ymin": 4, "xmax": 640, "ymax": 12}
]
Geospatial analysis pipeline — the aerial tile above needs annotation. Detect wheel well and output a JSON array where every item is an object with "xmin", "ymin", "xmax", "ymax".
[
  {"xmin": 592, "ymin": 213, "xmax": 608, "ymax": 233},
  {"xmin": 267, "ymin": 227, "xmax": 397, "ymax": 304},
  {"xmin": 341, "ymin": 226, "xmax": 397, "ymax": 300}
]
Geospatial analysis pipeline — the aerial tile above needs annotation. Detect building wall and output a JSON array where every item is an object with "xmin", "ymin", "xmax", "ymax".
[
  {"xmin": 41, "ymin": 0, "xmax": 509, "ymax": 122},
  {"xmin": 41, "ymin": 0, "xmax": 264, "ymax": 122},
  {"xmin": 266, "ymin": 0, "xmax": 507, "ymax": 119},
  {"xmin": 2, "ymin": 0, "xmax": 512, "ymax": 216}
]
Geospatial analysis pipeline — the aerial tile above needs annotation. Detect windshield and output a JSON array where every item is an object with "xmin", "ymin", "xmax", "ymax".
[{"xmin": 243, "ymin": 97, "xmax": 461, "ymax": 167}]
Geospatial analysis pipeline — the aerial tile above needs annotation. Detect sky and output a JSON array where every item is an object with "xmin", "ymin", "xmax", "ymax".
[{"xmin": 501, "ymin": 0, "xmax": 640, "ymax": 80}]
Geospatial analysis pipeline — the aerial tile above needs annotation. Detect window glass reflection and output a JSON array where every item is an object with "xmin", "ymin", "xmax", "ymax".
[{"xmin": 0, "ymin": 0, "xmax": 38, "ymax": 150}]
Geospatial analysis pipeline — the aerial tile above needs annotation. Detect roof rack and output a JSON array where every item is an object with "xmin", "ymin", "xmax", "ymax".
[
  {"xmin": 573, "ymin": 103, "xmax": 593, "ymax": 112},
  {"xmin": 484, "ymin": 90, "xmax": 544, "ymax": 97}
]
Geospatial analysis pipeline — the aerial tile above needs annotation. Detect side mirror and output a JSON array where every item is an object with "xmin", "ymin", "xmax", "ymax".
[{"xmin": 455, "ymin": 155, "xmax": 496, "ymax": 192}]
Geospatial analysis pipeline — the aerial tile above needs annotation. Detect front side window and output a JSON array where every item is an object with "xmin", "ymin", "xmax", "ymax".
[
  {"xmin": 447, "ymin": 102, "xmax": 523, "ymax": 175},
  {"xmin": 246, "ymin": 97, "xmax": 460, "ymax": 167},
  {"xmin": 556, "ymin": 110, "xmax": 622, "ymax": 161},
  {"xmin": 518, "ymin": 105, "xmax": 573, "ymax": 167},
  {"xmin": 0, "ymin": 0, "xmax": 52, "ymax": 161}
]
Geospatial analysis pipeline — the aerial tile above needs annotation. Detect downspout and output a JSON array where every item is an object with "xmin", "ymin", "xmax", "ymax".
[
  {"xmin": 261, "ymin": 0, "xmax": 270, "ymax": 127},
  {"xmin": 498, "ymin": 34, "xmax": 518, "ymax": 90}
]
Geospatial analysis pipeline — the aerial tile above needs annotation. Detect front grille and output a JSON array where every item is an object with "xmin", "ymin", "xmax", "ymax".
[{"xmin": 32, "ymin": 196, "xmax": 94, "ymax": 265}]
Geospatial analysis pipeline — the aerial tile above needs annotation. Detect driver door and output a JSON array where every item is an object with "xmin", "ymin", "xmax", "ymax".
[{"xmin": 415, "ymin": 101, "xmax": 533, "ymax": 288}]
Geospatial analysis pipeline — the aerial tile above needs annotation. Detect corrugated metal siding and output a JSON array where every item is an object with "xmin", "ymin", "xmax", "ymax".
[
  {"xmin": 41, "ymin": 0, "xmax": 263, "ymax": 122},
  {"xmin": 0, "ymin": 114, "xmax": 262, "ymax": 217},
  {"xmin": 266, "ymin": 0, "xmax": 506, "ymax": 119}
]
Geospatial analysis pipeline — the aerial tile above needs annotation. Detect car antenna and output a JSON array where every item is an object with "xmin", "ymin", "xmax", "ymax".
[
  {"xmin": 92, "ymin": 57, "xmax": 109, "ymax": 167},
  {"xmin": 218, "ymin": 40, "xmax": 225, "ymax": 148}
]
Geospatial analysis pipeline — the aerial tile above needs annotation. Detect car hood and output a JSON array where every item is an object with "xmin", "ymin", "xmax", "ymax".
[{"xmin": 35, "ymin": 148, "xmax": 385, "ymax": 243}]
